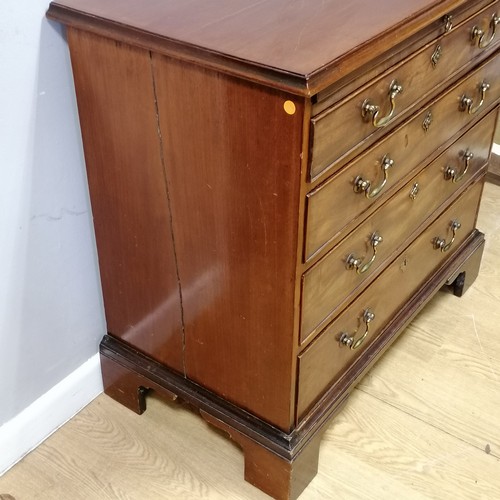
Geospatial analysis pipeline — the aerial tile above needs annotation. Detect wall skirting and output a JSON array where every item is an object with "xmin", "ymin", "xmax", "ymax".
[{"xmin": 0, "ymin": 354, "xmax": 103, "ymax": 476}]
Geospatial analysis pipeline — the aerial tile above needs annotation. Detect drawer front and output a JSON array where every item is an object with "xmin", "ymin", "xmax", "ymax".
[
  {"xmin": 305, "ymin": 57, "xmax": 500, "ymax": 261},
  {"xmin": 309, "ymin": 2, "xmax": 500, "ymax": 181},
  {"xmin": 297, "ymin": 180, "xmax": 484, "ymax": 419},
  {"xmin": 300, "ymin": 112, "xmax": 494, "ymax": 343}
]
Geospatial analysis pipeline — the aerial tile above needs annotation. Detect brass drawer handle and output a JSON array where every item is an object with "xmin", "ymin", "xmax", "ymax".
[
  {"xmin": 471, "ymin": 13, "xmax": 499, "ymax": 49},
  {"xmin": 460, "ymin": 81, "xmax": 490, "ymax": 114},
  {"xmin": 353, "ymin": 155, "xmax": 394, "ymax": 198},
  {"xmin": 339, "ymin": 309, "xmax": 375, "ymax": 350},
  {"xmin": 444, "ymin": 149, "xmax": 474, "ymax": 183},
  {"xmin": 433, "ymin": 220, "xmax": 461, "ymax": 252},
  {"xmin": 362, "ymin": 80, "xmax": 403, "ymax": 128},
  {"xmin": 346, "ymin": 232, "xmax": 383, "ymax": 274}
]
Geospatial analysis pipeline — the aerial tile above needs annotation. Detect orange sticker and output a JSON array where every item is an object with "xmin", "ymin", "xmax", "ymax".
[{"xmin": 283, "ymin": 100, "xmax": 296, "ymax": 115}]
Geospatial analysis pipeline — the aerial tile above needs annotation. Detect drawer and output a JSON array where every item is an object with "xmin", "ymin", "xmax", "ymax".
[
  {"xmin": 300, "ymin": 112, "xmax": 494, "ymax": 343},
  {"xmin": 297, "ymin": 180, "xmax": 484, "ymax": 420},
  {"xmin": 305, "ymin": 57, "xmax": 500, "ymax": 262},
  {"xmin": 309, "ymin": 1, "xmax": 500, "ymax": 181}
]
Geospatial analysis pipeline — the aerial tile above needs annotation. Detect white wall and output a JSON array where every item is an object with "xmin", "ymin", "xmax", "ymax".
[{"xmin": 0, "ymin": 0, "xmax": 105, "ymax": 429}]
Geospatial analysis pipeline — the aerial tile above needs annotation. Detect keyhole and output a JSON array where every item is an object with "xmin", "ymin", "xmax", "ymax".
[{"xmin": 400, "ymin": 257, "xmax": 409, "ymax": 272}]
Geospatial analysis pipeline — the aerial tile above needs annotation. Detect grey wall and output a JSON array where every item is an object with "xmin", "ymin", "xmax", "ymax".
[{"xmin": 0, "ymin": 0, "xmax": 105, "ymax": 425}]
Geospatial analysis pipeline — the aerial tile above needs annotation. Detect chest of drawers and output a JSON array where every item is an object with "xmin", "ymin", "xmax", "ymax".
[{"xmin": 48, "ymin": 0, "xmax": 499, "ymax": 498}]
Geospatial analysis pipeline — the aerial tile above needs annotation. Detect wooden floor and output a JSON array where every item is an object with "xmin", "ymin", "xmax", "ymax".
[{"xmin": 1, "ymin": 181, "xmax": 500, "ymax": 500}]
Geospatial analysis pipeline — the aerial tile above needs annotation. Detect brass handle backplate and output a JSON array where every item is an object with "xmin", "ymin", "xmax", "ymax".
[
  {"xmin": 471, "ymin": 13, "xmax": 499, "ymax": 49},
  {"xmin": 433, "ymin": 220, "xmax": 461, "ymax": 252},
  {"xmin": 422, "ymin": 111, "xmax": 433, "ymax": 132},
  {"xmin": 443, "ymin": 14, "xmax": 453, "ymax": 33},
  {"xmin": 444, "ymin": 149, "xmax": 474, "ymax": 183},
  {"xmin": 353, "ymin": 155, "xmax": 394, "ymax": 198},
  {"xmin": 409, "ymin": 182, "xmax": 420, "ymax": 200},
  {"xmin": 339, "ymin": 309, "xmax": 376, "ymax": 350},
  {"xmin": 431, "ymin": 44, "xmax": 443, "ymax": 67},
  {"xmin": 346, "ymin": 232, "xmax": 383, "ymax": 274},
  {"xmin": 460, "ymin": 81, "xmax": 490, "ymax": 114},
  {"xmin": 362, "ymin": 80, "xmax": 403, "ymax": 128}
]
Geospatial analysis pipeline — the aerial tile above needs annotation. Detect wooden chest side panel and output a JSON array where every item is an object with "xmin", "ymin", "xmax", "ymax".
[
  {"xmin": 152, "ymin": 54, "xmax": 304, "ymax": 431},
  {"xmin": 67, "ymin": 29, "xmax": 184, "ymax": 373}
]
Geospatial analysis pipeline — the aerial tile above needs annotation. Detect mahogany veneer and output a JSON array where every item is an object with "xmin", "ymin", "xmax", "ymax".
[{"xmin": 48, "ymin": 0, "xmax": 499, "ymax": 498}]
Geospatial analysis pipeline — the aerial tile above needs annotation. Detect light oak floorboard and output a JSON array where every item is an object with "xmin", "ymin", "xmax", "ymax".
[{"xmin": 1, "ymin": 182, "xmax": 499, "ymax": 499}]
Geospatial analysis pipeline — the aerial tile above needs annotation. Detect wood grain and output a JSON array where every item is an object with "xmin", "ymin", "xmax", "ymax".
[
  {"xmin": 2, "ymin": 183, "xmax": 498, "ymax": 499},
  {"xmin": 151, "ymin": 53, "xmax": 304, "ymax": 431},
  {"xmin": 304, "ymin": 389, "xmax": 500, "ymax": 499},
  {"xmin": 66, "ymin": 29, "xmax": 185, "ymax": 373},
  {"xmin": 46, "ymin": 0, "xmax": 491, "ymax": 95}
]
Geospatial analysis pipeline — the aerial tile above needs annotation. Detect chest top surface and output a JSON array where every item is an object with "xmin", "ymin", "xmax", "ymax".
[{"xmin": 48, "ymin": 0, "xmax": 473, "ymax": 94}]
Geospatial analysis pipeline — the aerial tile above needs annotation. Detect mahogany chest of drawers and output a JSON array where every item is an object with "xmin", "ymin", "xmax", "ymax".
[{"xmin": 48, "ymin": 0, "xmax": 499, "ymax": 497}]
